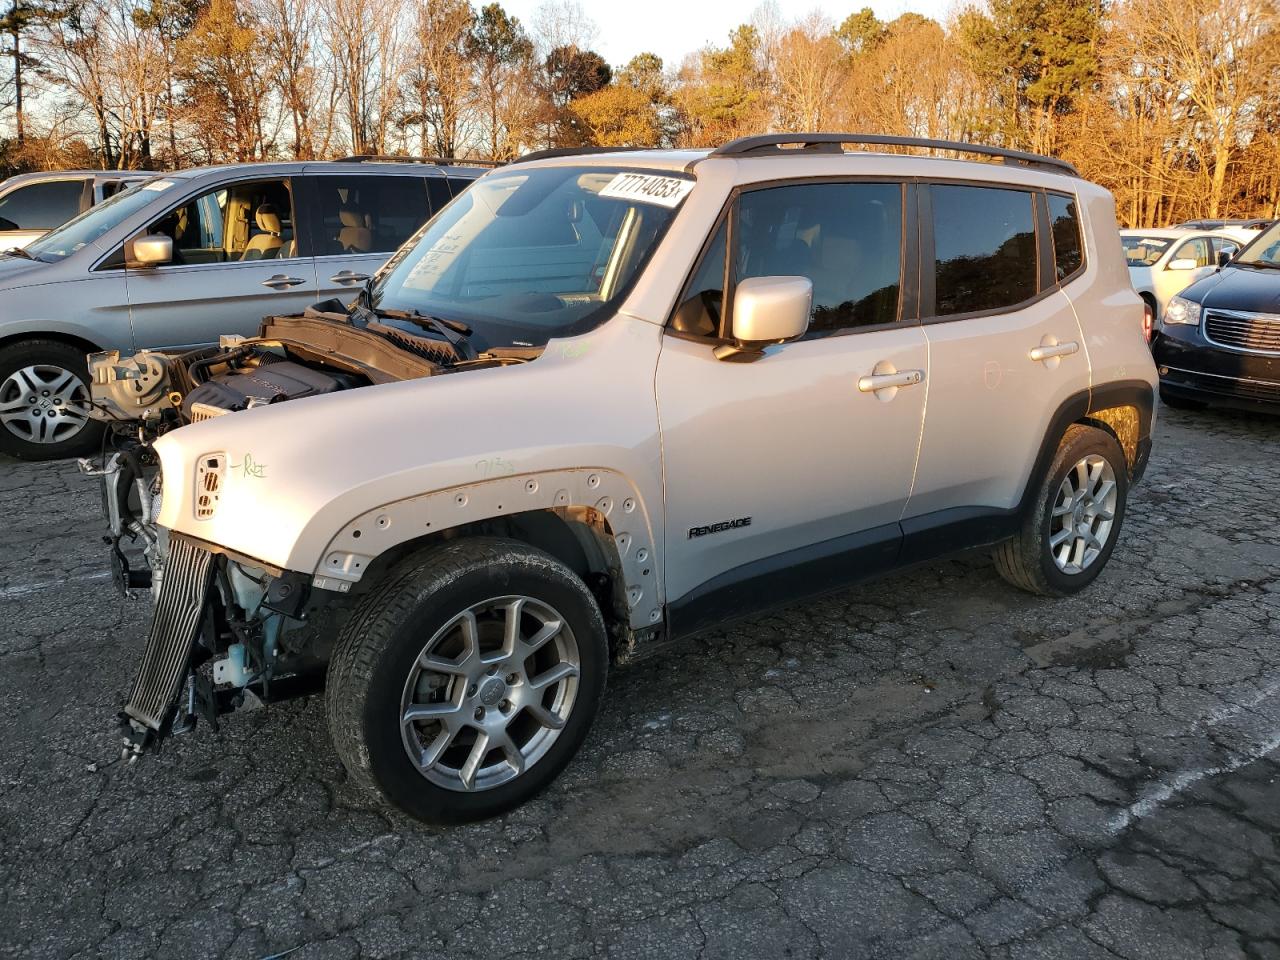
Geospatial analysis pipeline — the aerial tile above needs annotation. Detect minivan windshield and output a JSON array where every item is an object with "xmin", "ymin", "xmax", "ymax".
[
  {"xmin": 1235, "ymin": 222, "xmax": 1280, "ymax": 268},
  {"xmin": 369, "ymin": 166, "xmax": 691, "ymax": 348},
  {"xmin": 25, "ymin": 177, "xmax": 179, "ymax": 262}
]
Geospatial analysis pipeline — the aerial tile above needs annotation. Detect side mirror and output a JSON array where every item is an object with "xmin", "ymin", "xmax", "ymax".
[
  {"xmin": 714, "ymin": 276, "xmax": 812, "ymax": 362},
  {"xmin": 1217, "ymin": 249, "xmax": 1233, "ymax": 267},
  {"xmin": 1166, "ymin": 257, "xmax": 1198, "ymax": 271},
  {"xmin": 128, "ymin": 233, "xmax": 172, "ymax": 268}
]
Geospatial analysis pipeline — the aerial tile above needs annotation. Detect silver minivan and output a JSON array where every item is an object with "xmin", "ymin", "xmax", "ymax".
[{"xmin": 0, "ymin": 158, "xmax": 488, "ymax": 460}]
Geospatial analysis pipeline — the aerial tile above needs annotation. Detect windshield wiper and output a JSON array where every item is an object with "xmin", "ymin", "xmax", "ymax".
[
  {"xmin": 1237, "ymin": 260, "xmax": 1280, "ymax": 270},
  {"xmin": 370, "ymin": 306, "xmax": 478, "ymax": 361},
  {"xmin": 3, "ymin": 246, "xmax": 34, "ymax": 260}
]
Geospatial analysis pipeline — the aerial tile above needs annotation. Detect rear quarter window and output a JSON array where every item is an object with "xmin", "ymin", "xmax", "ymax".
[{"xmin": 1048, "ymin": 194, "xmax": 1084, "ymax": 281}]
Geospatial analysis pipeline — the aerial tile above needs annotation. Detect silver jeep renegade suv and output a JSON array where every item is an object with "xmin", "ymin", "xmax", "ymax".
[{"xmin": 101, "ymin": 135, "xmax": 1157, "ymax": 824}]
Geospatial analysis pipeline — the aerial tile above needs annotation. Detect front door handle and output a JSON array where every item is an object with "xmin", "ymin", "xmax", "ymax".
[
  {"xmin": 1029, "ymin": 340, "xmax": 1079, "ymax": 363},
  {"xmin": 858, "ymin": 369, "xmax": 924, "ymax": 393},
  {"xmin": 329, "ymin": 270, "xmax": 370, "ymax": 284},
  {"xmin": 261, "ymin": 274, "xmax": 305, "ymax": 289}
]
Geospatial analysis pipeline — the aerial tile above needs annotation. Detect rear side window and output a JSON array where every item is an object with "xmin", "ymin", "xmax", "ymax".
[
  {"xmin": 426, "ymin": 178, "xmax": 453, "ymax": 214},
  {"xmin": 931, "ymin": 185, "xmax": 1037, "ymax": 316},
  {"xmin": 311, "ymin": 175, "xmax": 431, "ymax": 255},
  {"xmin": 0, "ymin": 179, "xmax": 84, "ymax": 230},
  {"xmin": 1048, "ymin": 194, "xmax": 1084, "ymax": 281}
]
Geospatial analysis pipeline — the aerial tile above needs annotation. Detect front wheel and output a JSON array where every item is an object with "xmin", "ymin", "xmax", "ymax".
[
  {"xmin": 0, "ymin": 338, "xmax": 104, "ymax": 460},
  {"xmin": 326, "ymin": 537, "xmax": 609, "ymax": 824},
  {"xmin": 994, "ymin": 424, "xmax": 1129, "ymax": 597}
]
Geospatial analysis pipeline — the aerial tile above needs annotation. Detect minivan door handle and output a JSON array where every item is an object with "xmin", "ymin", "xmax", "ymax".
[
  {"xmin": 261, "ymin": 274, "xmax": 306, "ymax": 289},
  {"xmin": 329, "ymin": 270, "xmax": 370, "ymax": 284},
  {"xmin": 1029, "ymin": 340, "xmax": 1079, "ymax": 362}
]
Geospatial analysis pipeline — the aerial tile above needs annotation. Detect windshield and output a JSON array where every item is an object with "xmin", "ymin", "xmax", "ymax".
[
  {"xmin": 369, "ymin": 165, "xmax": 692, "ymax": 348},
  {"xmin": 25, "ymin": 177, "xmax": 179, "ymax": 262},
  {"xmin": 1121, "ymin": 236, "xmax": 1172, "ymax": 266},
  {"xmin": 1235, "ymin": 221, "xmax": 1280, "ymax": 267}
]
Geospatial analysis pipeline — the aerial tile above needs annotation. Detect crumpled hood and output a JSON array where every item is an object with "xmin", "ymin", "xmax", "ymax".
[{"xmin": 153, "ymin": 313, "xmax": 665, "ymax": 575}]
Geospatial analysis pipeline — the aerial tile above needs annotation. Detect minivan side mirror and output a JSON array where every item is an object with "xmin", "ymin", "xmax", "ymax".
[
  {"xmin": 1217, "ymin": 249, "xmax": 1233, "ymax": 267},
  {"xmin": 1166, "ymin": 257, "xmax": 1198, "ymax": 271},
  {"xmin": 714, "ymin": 276, "xmax": 812, "ymax": 362},
  {"xmin": 128, "ymin": 234, "xmax": 173, "ymax": 268}
]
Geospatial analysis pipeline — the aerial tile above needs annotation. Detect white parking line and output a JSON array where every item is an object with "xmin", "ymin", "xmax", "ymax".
[
  {"xmin": 1107, "ymin": 683, "xmax": 1280, "ymax": 834},
  {"xmin": 0, "ymin": 570, "xmax": 113, "ymax": 600}
]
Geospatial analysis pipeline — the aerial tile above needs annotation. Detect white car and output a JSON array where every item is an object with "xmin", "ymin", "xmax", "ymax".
[
  {"xmin": 88, "ymin": 134, "xmax": 1157, "ymax": 824},
  {"xmin": 1121, "ymin": 226, "xmax": 1259, "ymax": 327}
]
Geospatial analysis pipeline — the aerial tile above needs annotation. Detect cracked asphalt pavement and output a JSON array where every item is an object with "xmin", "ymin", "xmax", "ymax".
[{"xmin": 2, "ymin": 404, "xmax": 1279, "ymax": 959}]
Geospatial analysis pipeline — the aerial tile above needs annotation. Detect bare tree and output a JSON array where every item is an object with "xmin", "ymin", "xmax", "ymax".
[{"xmin": 404, "ymin": 0, "xmax": 475, "ymax": 157}]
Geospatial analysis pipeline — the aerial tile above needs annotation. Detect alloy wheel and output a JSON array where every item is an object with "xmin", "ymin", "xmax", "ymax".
[
  {"xmin": 1049, "ymin": 454, "xmax": 1118, "ymax": 575},
  {"xmin": 399, "ymin": 595, "xmax": 581, "ymax": 792}
]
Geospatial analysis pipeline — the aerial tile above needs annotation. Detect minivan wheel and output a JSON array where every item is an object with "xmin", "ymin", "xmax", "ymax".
[
  {"xmin": 994, "ymin": 424, "xmax": 1129, "ymax": 597},
  {"xmin": 0, "ymin": 339, "xmax": 103, "ymax": 460},
  {"xmin": 326, "ymin": 537, "xmax": 609, "ymax": 824}
]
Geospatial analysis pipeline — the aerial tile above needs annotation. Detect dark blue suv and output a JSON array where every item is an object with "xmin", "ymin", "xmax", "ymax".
[{"xmin": 1152, "ymin": 219, "xmax": 1280, "ymax": 411}]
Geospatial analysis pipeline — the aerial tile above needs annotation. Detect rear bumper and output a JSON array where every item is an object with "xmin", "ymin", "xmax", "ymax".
[{"xmin": 1151, "ymin": 327, "xmax": 1280, "ymax": 411}]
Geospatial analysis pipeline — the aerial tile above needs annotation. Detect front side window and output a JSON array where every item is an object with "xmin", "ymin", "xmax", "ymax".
[
  {"xmin": 371, "ymin": 166, "xmax": 689, "ymax": 349},
  {"xmin": 139, "ymin": 179, "xmax": 294, "ymax": 266},
  {"xmin": 931, "ymin": 185, "xmax": 1037, "ymax": 316},
  {"xmin": 1048, "ymin": 194, "xmax": 1083, "ymax": 281},
  {"xmin": 1171, "ymin": 237, "xmax": 1213, "ymax": 268},
  {"xmin": 0, "ymin": 179, "xmax": 83, "ymax": 231},
  {"xmin": 312, "ymin": 175, "xmax": 431, "ymax": 256},
  {"xmin": 673, "ymin": 181, "xmax": 904, "ymax": 338}
]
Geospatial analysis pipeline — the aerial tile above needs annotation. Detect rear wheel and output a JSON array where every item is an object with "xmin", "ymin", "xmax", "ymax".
[
  {"xmin": 326, "ymin": 537, "xmax": 608, "ymax": 823},
  {"xmin": 0, "ymin": 339, "xmax": 103, "ymax": 460},
  {"xmin": 994, "ymin": 424, "xmax": 1128, "ymax": 596}
]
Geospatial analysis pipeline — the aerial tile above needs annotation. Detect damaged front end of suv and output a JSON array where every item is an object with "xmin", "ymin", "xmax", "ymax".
[{"xmin": 79, "ymin": 300, "xmax": 540, "ymax": 756}]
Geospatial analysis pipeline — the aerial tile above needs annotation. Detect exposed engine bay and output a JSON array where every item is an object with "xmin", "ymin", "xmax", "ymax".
[{"xmin": 79, "ymin": 300, "xmax": 537, "ymax": 599}]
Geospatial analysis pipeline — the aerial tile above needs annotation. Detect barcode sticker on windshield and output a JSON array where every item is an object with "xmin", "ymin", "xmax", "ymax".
[{"xmin": 598, "ymin": 173, "xmax": 694, "ymax": 208}]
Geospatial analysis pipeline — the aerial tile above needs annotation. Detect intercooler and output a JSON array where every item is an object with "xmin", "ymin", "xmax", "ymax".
[{"xmin": 123, "ymin": 535, "xmax": 216, "ymax": 731}]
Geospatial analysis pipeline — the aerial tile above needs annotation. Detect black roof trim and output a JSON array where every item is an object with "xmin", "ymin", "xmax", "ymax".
[
  {"xmin": 705, "ymin": 134, "xmax": 1078, "ymax": 176},
  {"xmin": 334, "ymin": 154, "xmax": 504, "ymax": 169}
]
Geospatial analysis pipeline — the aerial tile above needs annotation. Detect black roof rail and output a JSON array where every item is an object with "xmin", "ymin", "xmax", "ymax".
[
  {"xmin": 706, "ymin": 134, "xmax": 1078, "ymax": 176},
  {"xmin": 511, "ymin": 146, "xmax": 659, "ymax": 165},
  {"xmin": 334, "ymin": 154, "xmax": 504, "ymax": 168}
]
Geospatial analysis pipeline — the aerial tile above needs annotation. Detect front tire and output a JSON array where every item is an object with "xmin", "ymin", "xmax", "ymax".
[
  {"xmin": 0, "ymin": 339, "xmax": 104, "ymax": 460},
  {"xmin": 994, "ymin": 424, "xmax": 1128, "ymax": 597},
  {"xmin": 326, "ymin": 537, "xmax": 609, "ymax": 824}
]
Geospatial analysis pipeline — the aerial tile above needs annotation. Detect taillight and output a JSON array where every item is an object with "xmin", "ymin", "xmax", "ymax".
[{"xmin": 1142, "ymin": 302, "xmax": 1155, "ymax": 343}]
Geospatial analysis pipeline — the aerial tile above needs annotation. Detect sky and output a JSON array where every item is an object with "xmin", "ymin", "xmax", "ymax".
[{"xmin": 499, "ymin": 0, "xmax": 958, "ymax": 70}]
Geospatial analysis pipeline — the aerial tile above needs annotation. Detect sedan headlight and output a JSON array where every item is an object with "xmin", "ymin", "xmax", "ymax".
[{"xmin": 1164, "ymin": 295, "xmax": 1202, "ymax": 327}]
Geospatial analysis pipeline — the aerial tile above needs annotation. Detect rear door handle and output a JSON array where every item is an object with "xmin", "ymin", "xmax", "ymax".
[
  {"xmin": 1029, "ymin": 341, "xmax": 1079, "ymax": 362},
  {"xmin": 261, "ymin": 274, "xmax": 306, "ymax": 289},
  {"xmin": 329, "ymin": 270, "xmax": 370, "ymax": 284},
  {"xmin": 858, "ymin": 369, "xmax": 923, "ymax": 393}
]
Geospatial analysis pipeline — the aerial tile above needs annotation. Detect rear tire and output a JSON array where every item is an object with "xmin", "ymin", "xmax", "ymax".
[
  {"xmin": 0, "ymin": 339, "xmax": 104, "ymax": 460},
  {"xmin": 326, "ymin": 537, "xmax": 609, "ymax": 824},
  {"xmin": 994, "ymin": 424, "xmax": 1128, "ymax": 597}
]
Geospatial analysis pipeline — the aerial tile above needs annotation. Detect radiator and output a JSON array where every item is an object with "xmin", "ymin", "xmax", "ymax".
[{"xmin": 123, "ymin": 535, "xmax": 215, "ymax": 731}]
